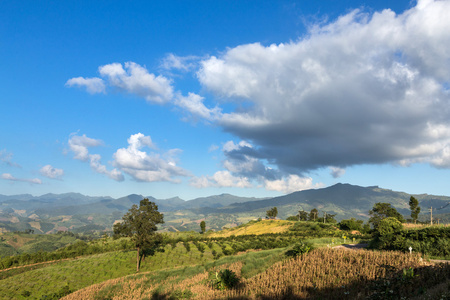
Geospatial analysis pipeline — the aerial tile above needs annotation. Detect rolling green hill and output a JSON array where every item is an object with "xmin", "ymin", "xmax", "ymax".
[{"xmin": 1, "ymin": 183, "xmax": 449, "ymax": 234}]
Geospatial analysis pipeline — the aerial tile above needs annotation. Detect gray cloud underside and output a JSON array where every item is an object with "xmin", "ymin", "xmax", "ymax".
[{"xmin": 198, "ymin": 0, "xmax": 450, "ymax": 174}]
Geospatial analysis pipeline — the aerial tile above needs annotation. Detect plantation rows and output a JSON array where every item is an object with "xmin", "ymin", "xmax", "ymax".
[{"xmin": 0, "ymin": 227, "xmax": 338, "ymax": 270}]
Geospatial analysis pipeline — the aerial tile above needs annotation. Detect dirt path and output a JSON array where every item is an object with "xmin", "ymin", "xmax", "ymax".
[{"xmin": 332, "ymin": 243, "xmax": 368, "ymax": 250}]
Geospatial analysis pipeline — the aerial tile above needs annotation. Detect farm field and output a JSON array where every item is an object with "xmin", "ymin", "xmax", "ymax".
[
  {"xmin": 63, "ymin": 248, "xmax": 450, "ymax": 300},
  {"xmin": 0, "ymin": 220, "xmax": 448, "ymax": 299}
]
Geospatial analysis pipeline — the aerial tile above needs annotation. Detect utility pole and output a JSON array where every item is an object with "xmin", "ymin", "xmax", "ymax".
[
  {"xmin": 430, "ymin": 206, "xmax": 433, "ymax": 225},
  {"xmin": 323, "ymin": 211, "xmax": 326, "ymax": 224}
]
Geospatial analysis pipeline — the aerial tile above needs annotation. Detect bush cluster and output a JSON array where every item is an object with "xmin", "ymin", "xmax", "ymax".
[{"xmin": 371, "ymin": 225, "xmax": 450, "ymax": 258}]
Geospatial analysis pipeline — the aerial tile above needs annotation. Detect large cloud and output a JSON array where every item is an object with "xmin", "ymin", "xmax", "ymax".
[
  {"xmin": 113, "ymin": 133, "xmax": 190, "ymax": 182},
  {"xmin": 197, "ymin": 0, "xmax": 450, "ymax": 174}
]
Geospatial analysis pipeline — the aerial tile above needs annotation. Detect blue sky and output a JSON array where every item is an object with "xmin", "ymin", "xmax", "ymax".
[{"xmin": 2, "ymin": 0, "xmax": 450, "ymax": 199}]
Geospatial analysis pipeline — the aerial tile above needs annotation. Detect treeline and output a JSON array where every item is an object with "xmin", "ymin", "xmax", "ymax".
[
  {"xmin": 371, "ymin": 223, "xmax": 450, "ymax": 258},
  {"xmin": 0, "ymin": 237, "xmax": 135, "ymax": 269}
]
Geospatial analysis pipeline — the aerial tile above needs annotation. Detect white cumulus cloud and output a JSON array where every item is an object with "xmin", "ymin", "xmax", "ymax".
[
  {"xmin": 65, "ymin": 77, "xmax": 106, "ymax": 94},
  {"xmin": 99, "ymin": 62, "xmax": 174, "ymax": 104},
  {"xmin": 264, "ymin": 175, "xmax": 324, "ymax": 194},
  {"xmin": 40, "ymin": 165, "xmax": 64, "ymax": 179},
  {"xmin": 113, "ymin": 133, "xmax": 190, "ymax": 182}
]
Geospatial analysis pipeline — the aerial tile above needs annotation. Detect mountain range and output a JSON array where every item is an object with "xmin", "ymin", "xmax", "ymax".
[{"xmin": 1, "ymin": 183, "xmax": 449, "ymax": 234}]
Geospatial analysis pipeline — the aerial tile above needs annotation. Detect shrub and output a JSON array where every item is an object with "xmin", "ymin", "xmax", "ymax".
[
  {"xmin": 210, "ymin": 269, "xmax": 240, "ymax": 290},
  {"xmin": 285, "ymin": 241, "xmax": 313, "ymax": 257}
]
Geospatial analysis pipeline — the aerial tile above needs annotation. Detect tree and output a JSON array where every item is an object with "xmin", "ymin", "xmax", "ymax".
[
  {"xmin": 298, "ymin": 210, "xmax": 308, "ymax": 221},
  {"xmin": 113, "ymin": 198, "xmax": 164, "ymax": 272},
  {"xmin": 339, "ymin": 218, "xmax": 364, "ymax": 231},
  {"xmin": 200, "ymin": 220, "xmax": 206, "ymax": 233},
  {"xmin": 369, "ymin": 202, "xmax": 405, "ymax": 229},
  {"xmin": 266, "ymin": 207, "xmax": 278, "ymax": 219},
  {"xmin": 373, "ymin": 217, "xmax": 404, "ymax": 249},
  {"xmin": 409, "ymin": 196, "xmax": 421, "ymax": 224},
  {"xmin": 309, "ymin": 208, "xmax": 318, "ymax": 221}
]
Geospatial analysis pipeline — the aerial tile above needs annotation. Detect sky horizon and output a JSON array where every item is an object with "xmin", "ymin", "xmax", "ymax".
[{"xmin": 2, "ymin": 0, "xmax": 450, "ymax": 199}]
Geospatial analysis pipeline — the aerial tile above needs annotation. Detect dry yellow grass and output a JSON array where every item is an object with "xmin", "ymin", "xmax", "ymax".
[
  {"xmin": 403, "ymin": 223, "xmax": 449, "ymax": 229},
  {"xmin": 209, "ymin": 220, "xmax": 294, "ymax": 238}
]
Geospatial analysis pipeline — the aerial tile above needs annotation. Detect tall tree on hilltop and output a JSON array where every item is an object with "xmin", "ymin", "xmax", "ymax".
[
  {"xmin": 266, "ymin": 207, "xmax": 278, "ymax": 219},
  {"xmin": 200, "ymin": 220, "xmax": 206, "ymax": 233},
  {"xmin": 113, "ymin": 198, "xmax": 164, "ymax": 272},
  {"xmin": 409, "ymin": 196, "xmax": 421, "ymax": 224},
  {"xmin": 309, "ymin": 208, "xmax": 318, "ymax": 221},
  {"xmin": 298, "ymin": 210, "xmax": 308, "ymax": 221}
]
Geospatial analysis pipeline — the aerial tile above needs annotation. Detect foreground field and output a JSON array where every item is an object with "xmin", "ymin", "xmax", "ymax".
[
  {"xmin": 63, "ymin": 248, "xmax": 450, "ymax": 300},
  {"xmin": 1, "ymin": 220, "xmax": 449, "ymax": 299}
]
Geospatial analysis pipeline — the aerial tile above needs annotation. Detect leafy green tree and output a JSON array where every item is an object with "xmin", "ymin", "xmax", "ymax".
[
  {"xmin": 200, "ymin": 220, "xmax": 206, "ymax": 233},
  {"xmin": 266, "ymin": 207, "xmax": 278, "ymax": 219},
  {"xmin": 339, "ymin": 218, "xmax": 364, "ymax": 231},
  {"xmin": 113, "ymin": 198, "xmax": 164, "ymax": 272},
  {"xmin": 372, "ymin": 217, "xmax": 404, "ymax": 249},
  {"xmin": 409, "ymin": 196, "xmax": 421, "ymax": 224},
  {"xmin": 298, "ymin": 210, "xmax": 308, "ymax": 221},
  {"xmin": 369, "ymin": 202, "xmax": 405, "ymax": 229},
  {"xmin": 309, "ymin": 208, "xmax": 318, "ymax": 221}
]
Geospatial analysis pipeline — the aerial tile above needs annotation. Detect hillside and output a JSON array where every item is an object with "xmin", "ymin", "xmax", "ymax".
[
  {"xmin": 0, "ymin": 220, "xmax": 448, "ymax": 299},
  {"xmin": 0, "ymin": 183, "xmax": 449, "ymax": 234}
]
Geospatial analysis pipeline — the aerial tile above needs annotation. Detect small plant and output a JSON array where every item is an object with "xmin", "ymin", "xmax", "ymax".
[
  {"xmin": 209, "ymin": 269, "xmax": 240, "ymax": 290},
  {"xmin": 402, "ymin": 267, "xmax": 417, "ymax": 281},
  {"xmin": 170, "ymin": 288, "xmax": 193, "ymax": 299},
  {"xmin": 285, "ymin": 241, "xmax": 313, "ymax": 257}
]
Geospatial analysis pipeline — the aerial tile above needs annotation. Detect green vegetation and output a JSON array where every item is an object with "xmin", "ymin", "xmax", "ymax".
[
  {"xmin": 409, "ymin": 196, "xmax": 421, "ymax": 223},
  {"xmin": 0, "ymin": 231, "xmax": 85, "ymax": 258},
  {"xmin": 113, "ymin": 198, "xmax": 164, "ymax": 272},
  {"xmin": 371, "ymin": 223, "xmax": 450, "ymax": 258},
  {"xmin": 369, "ymin": 202, "xmax": 406, "ymax": 228},
  {"xmin": 200, "ymin": 220, "xmax": 206, "ymax": 233},
  {"xmin": 0, "ymin": 216, "xmax": 448, "ymax": 299},
  {"xmin": 265, "ymin": 207, "xmax": 278, "ymax": 219}
]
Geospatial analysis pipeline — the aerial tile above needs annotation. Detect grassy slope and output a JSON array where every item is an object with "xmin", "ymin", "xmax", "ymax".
[
  {"xmin": 64, "ymin": 248, "xmax": 450, "ymax": 300},
  {"xmin": 0, "ymin": 232, "xmax": 81, "ymax": 257},
  {"xmin": 208, "ymin": 219, "xmax": 295, "ymax": 237},
  {"xmin": 1, "ymin": 220, "xmax": 447, "ymax": 299}
]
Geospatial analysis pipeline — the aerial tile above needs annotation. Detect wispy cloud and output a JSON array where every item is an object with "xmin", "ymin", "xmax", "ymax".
[
  {"xmin": 1, "ymin": 173, "xmax": 42, "ymax": 184},
  {"xmin": 0, "ymin": 149, "xmax": 21, "ymax": 168},
  {"xmin": 68, "ymin": 134, "xmax": 124, "ymax": 181},
  {"xmin": 190, "ymin": 170, "xmax": 252, "ymax": 188},
  {"xmin": 161, "ymin": 53, "xmax": 200, "ymax": 72}
]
